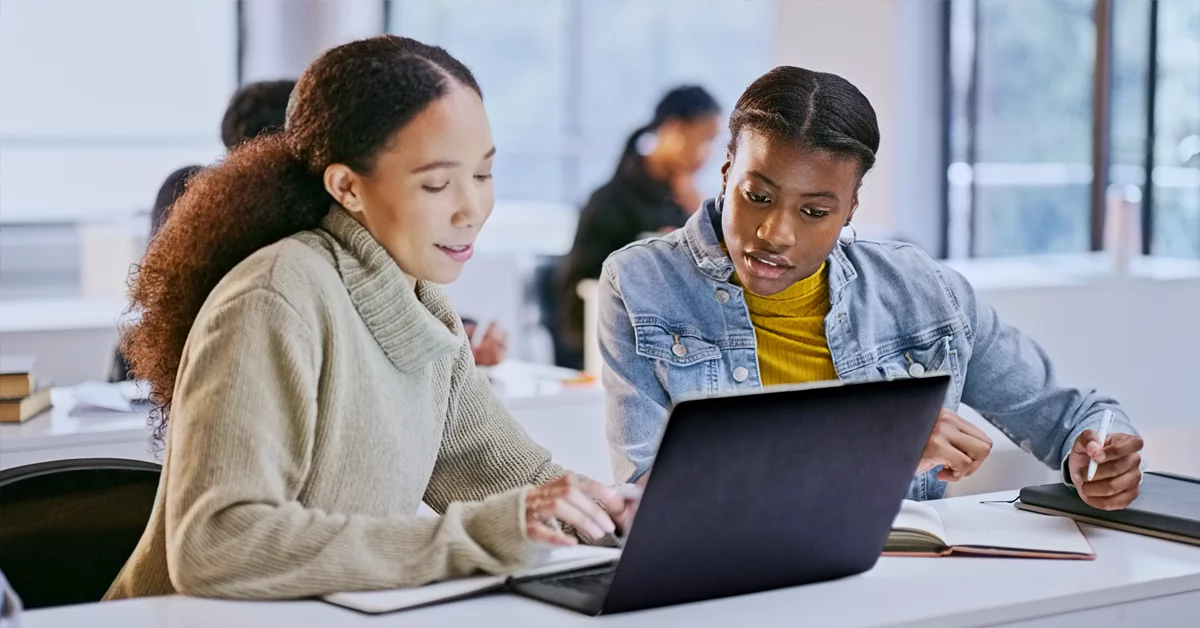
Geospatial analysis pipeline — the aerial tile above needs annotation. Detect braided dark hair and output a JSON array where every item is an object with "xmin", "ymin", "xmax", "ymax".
[{"xmin": 728, "ymin": 66, "xmax": 879, "ymax": 178}]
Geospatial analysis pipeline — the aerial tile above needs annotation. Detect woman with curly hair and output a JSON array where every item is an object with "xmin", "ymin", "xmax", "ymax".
[{"xmin": 105, "ymin": 36, "xmax": 632, "ymax": 601}]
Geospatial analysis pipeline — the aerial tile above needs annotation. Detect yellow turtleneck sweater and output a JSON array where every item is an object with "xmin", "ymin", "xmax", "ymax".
[{"xmin": 737, "ymin": 263, "xmax": 838, "ymax": 387}]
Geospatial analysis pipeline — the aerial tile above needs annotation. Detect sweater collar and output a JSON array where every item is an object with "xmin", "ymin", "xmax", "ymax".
[{"xmin": 319, "ymin": 207, "xmax": 462, "ymax": 372}]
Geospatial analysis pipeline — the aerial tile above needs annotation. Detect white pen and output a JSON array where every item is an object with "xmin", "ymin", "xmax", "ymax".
[
  {"xmin": 1087, "ymin": 409, "xmax": 1115, "ymax": 481},
  {"xmin": 470, "ymin": 319, "xmax": 491, "ymax": 347}
]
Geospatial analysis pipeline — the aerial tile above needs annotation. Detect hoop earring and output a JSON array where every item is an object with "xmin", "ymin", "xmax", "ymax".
[
  {"xmin": 842, "ymin": 221, "xmax": 857, "ymax": 245},
  {"xmin": 716, "ymin": 193, "xmax": 725, "ymax": 212}
]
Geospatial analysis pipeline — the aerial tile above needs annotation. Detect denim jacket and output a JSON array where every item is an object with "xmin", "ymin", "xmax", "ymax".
[{"xmin": 599, "ymin": 199, "xmax": 1136, "ymax": 500}]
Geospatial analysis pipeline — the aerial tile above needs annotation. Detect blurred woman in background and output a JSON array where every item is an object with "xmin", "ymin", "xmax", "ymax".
[{"xmin": 554, "ymin": 86, "xmax": 721, "ymax": 369}]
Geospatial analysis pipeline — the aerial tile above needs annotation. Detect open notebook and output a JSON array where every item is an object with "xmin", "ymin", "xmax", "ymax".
[
  {"xmin": 886, "ymin": 499, "xmax": 1094, "ymax": 559},
  {"xmin": 324, "ymin": 545, "xmax": 621, "ymax": 614}
]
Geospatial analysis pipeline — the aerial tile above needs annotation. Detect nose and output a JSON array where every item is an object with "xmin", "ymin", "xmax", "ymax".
[
  {"xmin": 450, "ymin": 181, "xmax": 491, "ymax": 229},
  {"xmin": 756, "ymin": 207, "xmax": 796, "ymax": 249}
]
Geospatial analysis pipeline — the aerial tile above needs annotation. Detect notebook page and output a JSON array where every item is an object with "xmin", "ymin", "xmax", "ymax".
[
  {"xmin": 891, "ymin": 499, "xmax": 948, "ymax": 544},
  {"xmin": 323, "ymin": 546, "xmax": 621, "ymax": 614},
  {"xmin": 935, "ymin": 500, "xmax": 1093, "ymax": 555},
  {"xmin": 324, "ymin": 576, "xmax": 504, "ymax": 614},
  {"xmin": 513, "ymin": 545, "xmax": 622, "ymax": 579}
]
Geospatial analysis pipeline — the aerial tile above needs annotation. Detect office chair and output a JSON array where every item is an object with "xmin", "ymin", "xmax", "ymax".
[
  {"xmin": 0, "ymin": 569, "xmax": 20, "ymax": 627},
  {"xmin": 532, "ymin": 255, "xmax": 584, "ymax": 370},
  {"xmin": 0, "ymin": 458, "xmax": 161, "ymax": 609}
]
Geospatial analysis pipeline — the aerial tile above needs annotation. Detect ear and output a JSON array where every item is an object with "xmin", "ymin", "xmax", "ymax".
[
  {"xmin": 846, "ymin": 189, "xmax": 859, "ymax": 225},
  {"xmin": 324, "ymin": 163, "xmax": 365, "ymax": 214},
  {"xmin": 720, "ymin": 158, "xmax": 732, "ymax": 195}
]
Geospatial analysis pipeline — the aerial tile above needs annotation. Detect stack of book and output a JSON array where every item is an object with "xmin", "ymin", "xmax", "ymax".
[{"xmin": 0, "ymin": 356, "xmax": 52, "ymax": 423}]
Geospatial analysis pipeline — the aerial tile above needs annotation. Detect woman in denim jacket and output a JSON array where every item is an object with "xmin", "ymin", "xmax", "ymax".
[{"xmin": 599, "ymin": 66, "xmax": 1144, "ymax": 510}]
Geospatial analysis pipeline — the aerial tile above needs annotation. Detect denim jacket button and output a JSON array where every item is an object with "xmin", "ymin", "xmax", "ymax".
[
  {"xmin": 672, "ymin": 343, "xmax": 688, "ymax": 358},
  {"xmin": 715, "ymin": 289, "xmax": 731, "ymax": 303},
  {"xmin": 908, "ymin": 362, "xmax": 926, "ymax": 377},
  {"xmin": 732, "ymin": 366, "xmax": 749, "ymax": 382}
]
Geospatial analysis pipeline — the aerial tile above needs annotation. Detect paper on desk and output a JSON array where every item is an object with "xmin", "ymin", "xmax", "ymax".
[
  {"xmin": 485, "ymin": 361, "xmax": 590, "ymax": 384},
  {"xmin": 74, "ymin": 380, "xmax": 149, "ymax": 412}
]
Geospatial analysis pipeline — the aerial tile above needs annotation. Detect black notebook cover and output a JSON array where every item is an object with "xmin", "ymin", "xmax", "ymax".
[{"xmin": 1017, "ymin": 472, "xmax": 1200, "ymax": 546}]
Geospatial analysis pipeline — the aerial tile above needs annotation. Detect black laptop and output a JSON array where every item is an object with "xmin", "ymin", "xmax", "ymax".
[{"xmin": 510, "ymin": 375, "xmax": 951, "ymax": 615}]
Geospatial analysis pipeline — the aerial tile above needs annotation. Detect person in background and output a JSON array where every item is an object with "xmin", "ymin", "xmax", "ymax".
[
  {"xmin": 462, "ymin": 317, "xmax": 508, "ymax": 366},
  {"xmin": 108, "ymin": 79, "xmax": 297, "ymax": 382},
  {"xmin": 554, "ymin": 86, "xmax": 722, "ymax": 369},
  {"xmin": 105, "ymin": 36, "xmax": 633, "ymax": 601},
  {"xmin": 600, "ymin": 66, "xmax": 1145, "ymax": 512}
]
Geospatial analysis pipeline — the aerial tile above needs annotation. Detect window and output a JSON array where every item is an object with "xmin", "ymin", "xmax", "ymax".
[
  {"xmin": 387, "ymin": 0, "xmax": 772, "ymax": 208},
  {"xmin": 945, "ymin": 0, "xmax": 1097, "ymax": 258},
  {"xmin": 1149, "ymin": 0, "xmax": 1200, "ymax": 258},
  {"xmin": 944, "ymin": 0, "xmax": 1200, "ymax": 259}
]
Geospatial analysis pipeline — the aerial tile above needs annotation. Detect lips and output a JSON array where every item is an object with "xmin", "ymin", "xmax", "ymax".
[
  {"xmin": 743, "ymin": 250, "xmax": 793, "ymax": 280},
  {"xmin": 436, "ymin": 243, "xmax": 474, "ymax": 263}
]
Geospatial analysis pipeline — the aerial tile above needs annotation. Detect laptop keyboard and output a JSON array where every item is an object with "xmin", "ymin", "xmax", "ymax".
[{"xmin": 536, "ymin": 565, "xmax": 617, "ymax": 596}]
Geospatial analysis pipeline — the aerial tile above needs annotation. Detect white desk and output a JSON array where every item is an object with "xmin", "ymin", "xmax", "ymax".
[
  {"xmin": 21, "ymin": 491, "xmax": 1200, "ymax": 628},
  {"xmin": 0, "ymin": 388, "xmax": 154, "ymax": 470}
]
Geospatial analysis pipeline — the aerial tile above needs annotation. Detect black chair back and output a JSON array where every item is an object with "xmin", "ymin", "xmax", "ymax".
[
  {"xmin": 533, "ymin": 255, "xmax": 583, "ymax": 369},
  {"xmin": 0, "ymin": 458, "xmax": 160, "ymax": 609}
]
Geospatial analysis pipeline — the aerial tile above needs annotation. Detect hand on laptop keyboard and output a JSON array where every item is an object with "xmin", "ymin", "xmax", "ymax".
[{"xmin": 526, "ymin": 474, "xmax": 628, "ymax": 545}]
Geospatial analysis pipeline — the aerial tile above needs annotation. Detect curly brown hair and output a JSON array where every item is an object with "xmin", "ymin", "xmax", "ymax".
[{"xmin": 123, "ymin": 36, "xmax": 481, "ymax": 444}]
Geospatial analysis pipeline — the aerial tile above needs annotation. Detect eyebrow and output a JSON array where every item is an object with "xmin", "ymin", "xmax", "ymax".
[
  {"xmin": 747, "ymin": 170, "xmax": 779, "ymax": 188},
  {"xmin": 411, "ymin": 146, "xmax": 497, "ymax": 174},
  {"xmin": 747, "ymin": 170, "xmax": 840, "ymax": 201}
]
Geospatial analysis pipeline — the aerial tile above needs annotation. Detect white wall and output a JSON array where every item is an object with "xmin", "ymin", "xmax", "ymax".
[
  {"xmin": 0, "ymin": 0, "xmax": 237, "ymax": 224},
  {"xmin": 241, "ymin": 0, "xmax": 383, "ymax": 83},
  {"xmin": 771, "ymin": 0, "xmax": 945, "ymax": 253}
]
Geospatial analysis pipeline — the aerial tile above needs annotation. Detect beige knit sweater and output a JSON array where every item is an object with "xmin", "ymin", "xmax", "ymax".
[{"xmin": 105, "ymin": 208, "xmax": 570, "ymax": 600}]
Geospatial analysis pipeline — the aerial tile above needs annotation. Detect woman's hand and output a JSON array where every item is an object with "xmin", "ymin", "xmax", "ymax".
[
  {"xmin": 1067, "ymin": 431, "xmax": 1143, "ymax": 511},
  {"xmin": 525, "ymin": 474, "xmax": 628, "ymax": 545},
  {"xmin": 917, "ymin": 408, "xmax": 993, "ymax": 481},
  {"xmin": 465, "ymin": 321, "xmax": 507, "ymax": 367}
]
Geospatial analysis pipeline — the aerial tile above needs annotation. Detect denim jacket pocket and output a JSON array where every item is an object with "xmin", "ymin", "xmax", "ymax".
[
  {"xmin": 633, "ymin": 320, "xmax": 722, "ymax": 398},
  {"xmin": 876, "ymin": 334, "xmax": 963, "ymax": 408}
]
